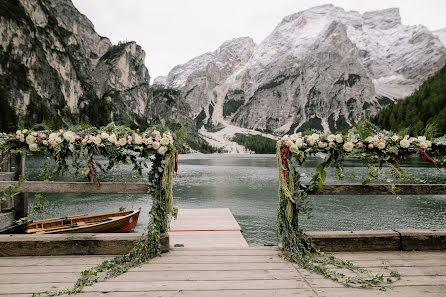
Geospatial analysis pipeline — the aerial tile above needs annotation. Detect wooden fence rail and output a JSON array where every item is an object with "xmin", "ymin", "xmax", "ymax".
[{"xmin": 0, "ymin": 181, "xmax": 445, "ymax": 195}]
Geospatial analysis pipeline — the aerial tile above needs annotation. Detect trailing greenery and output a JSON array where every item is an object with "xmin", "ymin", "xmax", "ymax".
[
  {"xmin": 276, "ymin": 122, "xmax": 446, "ymax": 289},
  {"xmin": 0, "ymin": 124, "xmax": 178, "ymax": 296},
  {"xmin": 372, "ymin": 64, "xmax": 446, "ymax": 136},
  {"xmin": 231, "ymin": 133, "xmax": 277, "ymax": 154}
]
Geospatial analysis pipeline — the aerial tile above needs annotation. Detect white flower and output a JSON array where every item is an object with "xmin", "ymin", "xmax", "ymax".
[
  {"xmin": 329, "ymin": 142, "xmax": 335, "ymax": 148},
  {"xmin": 318, "ymin": 142, "xmax": 327, "ymax": 148},
  {"xmin": 128, "ymin": 136, "xmax": 132, "ymax": 143},
  {"xmin": 31, "ymin": 132, "xmax": 37, "ymax": 136},
  {"xmin": 419, "ymin": 141, "xmax": 428, "ymax": 149},
  {"xmin": 26, "ymin": 134, "xmax": 36, "ymax": 145},
  {"xmin": 365, "ymin": 136, "xmax": 374, "ymax": 143},
  {"xmin": 378, "ymin": 142, "xmax": 386, "ymax": 150},
  {"xmin": 391, "ymin": 135, "xmax": 400, "ymax": 142},
  {"xmin": 16, "ymin": 130, "xmax": 22, "ymax": 135},
  {"xmin": 281, "ymin": 135, "xmax": 289, "ymax": 142},
  {"xmin": 286, "ymin": 140, "xmax": 293, "ymax": 147},
  {"xmin": 100, "ymin": 132, "xmax": 109, "ymax": 139},
  {"xmin": 118, "ymin": 138, "xmax": 127, "ymax": 146},
  {"xmin": 327, "ymin": 134, "xmax": 335, "ymax": 142},
  {"xmin": 400, "ymin": 139, "xmax": 410, "ymax": 148},
  {"xmin": 108, "ymin": 133, "xmax": 117, "ymax": 143},
  {"xmin": 311, "ymin": 133, "xmax": 320, "ymax": 141},
  {"xmin": 134, "ymin": 135, "xmax": 143, "ymax": 144},
  {"xmin": 144, "ymin": 138, "xmax": 153, "ymax": 145},
  {"xmin": 152, "ymin": 130, "xmax": 160, "ymax": 137},
  {"xmin": 160, "ymin": 137, "xmax": 170, "ymax": 146},
  {"xmin": 19, "ymin": 134, "xmax": 25, "ymax": 142},
  {"xmin": 335, "ymin": 134, "xmax": 343, "ymax": 143},
  {"xmin": 295, "ymin": 138, "xmax": 303, "ymax": 147},
  {"xmin": 418, "ymin": 136, "xmax": 426, "ymax": 142},
  {"xmin": 409, "ymin": 137, "xmax": 418, "ymax": 142},
  {"xmin": 42, "ymin": 140, "xmax": 48, "ymax": 145},
  {"xmin": 427, "ymin": 141, "xmax": 432, "ymax": 147},
  {"xmin": 63, "ymin": 131, "xmax": 76, "ymax": 143},
  {"xmin": 343, "ymin": 142, "xmax": 354, "ymax": 152},
  {"xmin": 290, "ymin": 134, "xmax": 298, "ymax": 141},
  {"xmin": 289, "ymin": 144, "xmax": 298, "ymax": 152},
  {"xmin": 49, "ymin": 133, "xmax": 58, "ymax": 142},
  {"xmin": 158, "ymin": 146, "xmax": 168, "ymax": 155},
  {"xmin": 81, "ymin": 139, "xmax": 88, "ymax": 145},
  {"xmin": 22, "ymin": 129, "xmax": 28, "ymax": 134},
  {"xmin": 29, "ymin": 143, "xmax": 38, "ymax": 151},
  {"xmin": 152, "ymin": 141, "xmax": 161, "ymax": 149},
  {"xmin": 155, "ymin": 135, "xmax": 161, "ymax": 142},
  {"xmin": 92, "ymin": 136, "xmax": 101, "ymax": 145}
]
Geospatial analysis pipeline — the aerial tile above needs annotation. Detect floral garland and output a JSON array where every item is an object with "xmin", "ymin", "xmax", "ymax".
[
  {"xmin": 0, "ymin": 123, "xmax": 178, "ymax": 296},
  {"xmin": 276, "ymin": 128, "xmax": 445, "ymax": 289}
]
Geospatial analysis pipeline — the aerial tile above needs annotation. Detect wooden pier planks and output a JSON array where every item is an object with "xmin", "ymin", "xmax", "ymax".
[
  {"xmin": 0, "ymin": 249, "xmax": 446, "ymax": 296},
  {"xmin": 168, "ymin": 208, "xmax": 248, "ymax": 248}
]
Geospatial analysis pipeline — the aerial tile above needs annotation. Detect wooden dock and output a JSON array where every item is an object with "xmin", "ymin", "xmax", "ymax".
[{"xmin": 0, "ymin": 208, "xmax": 445, "ymax": 296}]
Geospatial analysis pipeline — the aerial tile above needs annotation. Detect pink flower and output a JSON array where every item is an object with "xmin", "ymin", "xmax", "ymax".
[
  {"xmin": 356, "ymin": 142, "xmax": 363, "ymax": 148},
  {"xmin": 75, "ymin": 136, "xmax": 82, "ymax": 141},
  {"xmin": 286, "ymin": 140, "xmax": 293, "ymax": 147},
  {"xmin": 39, "ymin": 134, "xmax": 46, "ymax": 139},
  {"xmin": 368, "ymin": 143, "xmax": 374, "ymax": 149},
  {"xmin": 114, "ymin": 141, "xmax": 120, "ymax": 147}
]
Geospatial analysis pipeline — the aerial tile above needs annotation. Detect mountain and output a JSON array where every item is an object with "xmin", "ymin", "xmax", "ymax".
[
  {"xmin": 372, "ymin": 64, "xmax": 446, "ymax": 136},
  {"xmin": 157, "ymin": 5, "xmax": 446, "ymax": 134},
  {"xmin": 0, "ymin": 0, "xmax": 192, "ymax": 132},
  {"xmin": 433, "ymin": 28, "xmax": 446, "ymax": 46}
]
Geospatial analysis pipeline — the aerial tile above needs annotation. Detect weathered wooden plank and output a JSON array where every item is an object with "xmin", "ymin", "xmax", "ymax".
[
  {"xmin": 332, "ymin": 250, "xmax": 446, "ymax": 260},
  {"xmin": 0, "ymin": 255, "xmax": 112, "ymax": 266},
  {"xmin": 82, "ymin": 279, "xmax": 310, "ymax": 292},
  {"xmin": 307, "ymin": 230, "xmax": 401, "ymax": 252},
  {"xmin": 399, "ymin": 229, "xmax": 446, "ymax": 250},
  {"xmin": 311, "ymin": 184, "xmax": 446, "ymax": 195},
  {"xmin": 0, "ymin": 181, "xmax": 149, "ymax": 194},
  {"xmin": 149, "ymin": 255, "xmax": 284, "ymax": 264},
  {"xmin": 169, "ymin": 231, "xmax": 249, "ymax": 248},
  {"xmin": 0, "ymin": 212, "xmax": 15, "ymax": 231},
  {"xmin": 75, "ymin": 289, "xmax": 318, "ymax": 297},
  {"xmin": 168, "ymin": 248, "xmax": 280, "ymax": 256},
  {"xmin": 315, "ymin": 286, "xmax": 446, "ymax": 297},
  {"xmin": 1, "ymin": 269, "xmax": 300, "ymax": 284},
  {"xmin": 0, "ymin": 233, "xmax": 169, "ymax": 256},
  {"xmin": 305, "ymin": 275, "xmax": 446, "ymax": 288},
  {"xmin": 0, "ymin": 283, "xmax": 73, "ymax": 294}
]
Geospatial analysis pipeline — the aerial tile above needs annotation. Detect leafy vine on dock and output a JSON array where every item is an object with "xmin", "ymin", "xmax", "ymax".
[{"xmin": 276, "ymin": 121, "xmax": 445, "ymax": 289}]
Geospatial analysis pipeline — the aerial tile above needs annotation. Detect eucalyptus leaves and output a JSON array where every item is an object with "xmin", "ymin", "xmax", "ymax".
[{"xmin": 276, "ymin": 127, "xmax": 444, "ymax": 289}]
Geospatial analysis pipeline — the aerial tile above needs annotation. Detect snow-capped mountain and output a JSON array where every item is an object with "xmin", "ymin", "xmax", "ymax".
[{"xmin": 157, "ymin": 4, "xmax": 446, "ymax": 134}]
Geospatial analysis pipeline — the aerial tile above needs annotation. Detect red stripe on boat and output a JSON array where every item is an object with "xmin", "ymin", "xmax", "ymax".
[{"xmin": 114, "ymin": 219, "xmax": 138, "ymax": 233}]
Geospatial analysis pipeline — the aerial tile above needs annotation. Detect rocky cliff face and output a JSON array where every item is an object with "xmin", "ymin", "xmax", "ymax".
[
  {"xmin": 0, "ymin": 0, "xmax": 191, "ymax": 131},
  {"xmin": 158, "ymin": 5, "xmax": 446, "ymax": 133}
]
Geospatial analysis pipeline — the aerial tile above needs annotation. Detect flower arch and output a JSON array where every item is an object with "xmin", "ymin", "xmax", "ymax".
[
  {"xmin": 1, "ymin": 123, "xmax": 178, "ymax": 295},
  {"xmin": 276, "ymin": 127, "xmax": 445, "ymax": 288}
]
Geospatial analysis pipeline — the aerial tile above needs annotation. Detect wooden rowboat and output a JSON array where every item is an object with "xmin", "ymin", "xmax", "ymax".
[{"xmin": 27, "ymin": 209, "xmax": 140, "ymax": 234}]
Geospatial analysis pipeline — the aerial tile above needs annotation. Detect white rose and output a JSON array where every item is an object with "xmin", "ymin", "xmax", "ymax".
[
  {"xmin": 418, "ymin": 136, "xmax": 426, "ymax": 142},
  {"xmin": 128, "ymin": 136, "xmax": 132, "ymax": 143},
  {"xmin": 391, "ymin": 135, "xmax": 400, "ymax": 142},
  {"xmin": 286, "ymin": 140, "xmax": 293, "ymax": 147},
  {"xmin": 22, "ymin": 129, "xmax": 28, "ymax": 133},
  {"xmin": 26, "ymin": 134, "xmax": 36, "ymax": 145},
  {"xmin": 157, "ymin": 146, "xmax": 168, "ymax": 155},
  {"xmin": 42, "ymin": 140, "xmax": 48, "ymax": 145},
  {"xmin": 16, "ymin": 130, "xmax": 22, "ymax": 135},
  {"xmin": 49, "ymin": 133, "xmax": 58, "ymax": 142},
  {"xmin": 155, "ymin": 135, "xmax": 161, "ymax": 142},
  {"xmin": 343, "ymin": 142, "xmax": 354, "ymax": 152},
  {"xmin": 19, "ymin": 134, "xmax": 25, "ymax": 142},
  {"xmin": 335, "ymin": 134, "xmax": 343, "ymax": 143},
  {"xmin": 144, "ymin": 138, "xmax": 153, "ymax": 145},
  {"xmin": 289, "ymin": 144, "xmax": 298, "ymax": 152},
  {"xmin": 29, "ymin": 143, "xmax": 38, "ymax": 151},
  {"xmin": 93, "ymin": 136, "xmax": 101, "ymax": 145},
  {"xmin": 160, "ymin": 137, "xmax": 170, "ymax": 146},
  {"xmin": 134, "ymin": 135, "xmax": 143, "ymax": 144},
  {"xmin": 108, "ymin": 133, "xmax": 117, "ymax": 143},
  {"xmin": 400, "ymin": 139, "xmax": 410, "ymax": 148},
  {"xmin": 295, "ymin": 138, "xmax": 303, "ymax": 147},
  {"xmin": 327, "ymin": 134, "xmax": 335, "ymax": 142},
  {"xmin": 427, "ymin": 141, "xmax": 432, "ymax": 148},
  {"xmin": 152, "ymin": 141, "xmax": 161, "ymax": 149},
  {"xmin": 378, "ymin": 142, "xmax": 386, "ymax": 150},
  {"xmin": 318, "ymin": 142, "xmax": 327, "ymax": 148},
  {"xmin": 365, "ymin": 136, "xmax": 374, "ymax": 143},
  {"xmin": 281, "ymin": 135, "xmax": 289, "ymax": 142},
  {"xmin": 409, "ymin": 137, "xmax": 418, "ymax": 142},
  {"xmin": 419, "ymin": 141, "xmax": 428, "ymax": 149},
  {"xmin": 118, "ymin": 138, "xmax": 127, "ymax": 146},
  {"xmin": 290, "ymin": 134, "xmax": 298, "ymax": 141},
  {"xmin": 329, "ymin": 142, "xmax": 335, "ymax": 148},
  {"xmin": 101, "ymin": 132, "xmax": 109, "ymax": 139},
  {"xmin": 63, "ymin": 131, "xmax": 76, "ymax": 143},
  {"xmin": 311, "ymin": 133, "xmax": 320, "ymax": 141},
  {"xmin": 31, "ymin": 132, "xmax": 37, "ymax": 136},
  {"xmin": 152, "ymin": 130, "xmax": 160, "ymax": 137}
]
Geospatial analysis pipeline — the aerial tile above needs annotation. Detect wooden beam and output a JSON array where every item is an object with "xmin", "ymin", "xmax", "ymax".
[
  {"xmin": 0, "ymin": 181, "xmax": 149, "ymax": 194},
  {"xmin": 0, "ymin": 233, "xmax": 169, "ymax": 256},
  {"xmin": 309, "ymin": 184, "xmax": 446, "ymax": 195}
]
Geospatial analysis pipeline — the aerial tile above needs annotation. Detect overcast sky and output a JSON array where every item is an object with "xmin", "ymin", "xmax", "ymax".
[{"xmin": 72, "ymin": 0, "xmax": 446, "ymax": 80}]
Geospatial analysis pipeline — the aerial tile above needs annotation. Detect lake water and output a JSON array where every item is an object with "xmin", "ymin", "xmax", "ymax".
[{"xmin": 25, "ymin": 154, "xmax": 446, "ymax": 246}]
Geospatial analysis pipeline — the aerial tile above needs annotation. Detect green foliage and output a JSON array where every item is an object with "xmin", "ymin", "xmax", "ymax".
[
  {"xmin": 231, "ymin": 133, "xmax": 277, "ymax": 154},
  {"xmin": 100, "ymin": 41, "xmax": 131, "ymax": 61},
  {"xmin": 223, "ymin": 99, "xmax": 244, "ymax": 117},
  {"xmin": 372, "ymin": 64, "xmax": 446, "ymax": 136}
]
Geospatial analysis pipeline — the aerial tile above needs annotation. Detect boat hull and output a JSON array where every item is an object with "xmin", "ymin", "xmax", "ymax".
[{"xmin": 27, "ymin": 209, "xmax": 140, "ymax": 234}]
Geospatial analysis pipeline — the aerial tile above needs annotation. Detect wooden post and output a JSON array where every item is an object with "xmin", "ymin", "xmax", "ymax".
[
  {"xmin": 1, "ymin": 151, "xmax": 13, "ymax": 211},
  {"xmin": 13, "ymin": 153, "xmax": 28, "ymax": 221}
]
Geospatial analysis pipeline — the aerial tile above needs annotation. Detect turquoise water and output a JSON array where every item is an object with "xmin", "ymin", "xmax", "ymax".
[{"xmin": 25, "ymin": 154, "xmax": 446, "ymax": 246}]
